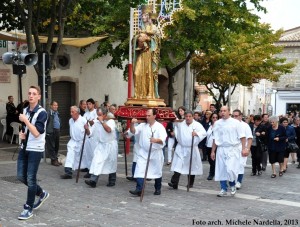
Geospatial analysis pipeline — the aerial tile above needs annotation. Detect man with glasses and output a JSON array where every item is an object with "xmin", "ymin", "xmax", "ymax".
[
  {"xmin": 232, "ymin": 109, "xmax": 253, "ymax": 190},
  {"xmin": 211, "ymin": 106, "xmax": 247, "ymax": 197}
]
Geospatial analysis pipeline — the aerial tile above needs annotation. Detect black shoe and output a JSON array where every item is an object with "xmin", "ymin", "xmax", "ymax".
[
  {"xmin": 83, "ymin": 173, "xmax": 91, "ymax": 178},
  {"xmin": 80, "ymin": 168, "xmax": 89, "ymax": 172},
  {"xmin": 186, "ymin": 185, "xmax": 193, "ymax": 188},
  {"xmin": 154, "ymin": 190, "xmax": 161, "ymax": 195},
  {"xmin": 85, "ymin": 180, "xmax": 96, "ymax": 188},
  {"xmin": 297, "ymin": 164, "xmax": 300, "ymax": 169},
  {"xmin": 126, "ymin": 176, "xmax": 135, "ymax": 181},
  {"xmin": 146, "ymin": 178, "xmax": 152, "ymax": 181},
  {"xmin": 168, "ymin": 182, "xmax": 178, "ymax": 189},
  {"xmin": 251, "ymin": 172, "xmax": 256, "ymax": 176},
  {"xmin": 207, "ymin": 175, "xmax": 214, "ymax": 180},
  {"xmin": 106, "ymin": 183, "xmax": 115, "ymax": 187},
  {"xmin": 129, "ymin": 190, "xmax": 141, "ymax": 196},
  {"xmin": 261, "ymin": 167, "xmax": 266, "ymax": 171},
  {"xmin": 60, "ymin": 174, "xmax": 72, "ymax": 179}
]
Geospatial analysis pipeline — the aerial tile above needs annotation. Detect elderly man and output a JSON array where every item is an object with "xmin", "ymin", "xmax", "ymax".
[
  {"xmin": 232, "ymin": 109, "xmax": 253, "ymax": 190},
  {"xmin": 79, "ymin": 100, "xmax": 87, "ymax": 116},
  {"xmin": 84, "ymin": 107, "xmax": 118, "ymax": 188},
  {"xmin": 168, "ymin": 110, "xmax": 207, "ymax": 189},
  {"xmin": 46, "ymin": 101, "xmax": 61, "ymax": 166},
  {"xmin": 129, "ymin": 108, "xmax": 167, "ymax": 196},
  {"xmin": 61, "ymin": 106, "xmax": 87, "ymax": 179},
  {"xmin": 211, "ymin": 106, "xmax": 247, "ymax": 197}
]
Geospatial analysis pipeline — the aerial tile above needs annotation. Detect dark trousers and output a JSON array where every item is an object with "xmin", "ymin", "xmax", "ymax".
[
  {"xmin": 91, "ymin": 172, "xmax": 117, "ymax": 184},
  {"xmin": 171, "ymin": 171, "xmax": 195, "ymax": 187},
  {"xmin": 251, "ymin": 146, "xmax": 262, "ymax": 173},
  {"xmin": 136, "ymin": 177, "xmax": 162, "ymax": 191},
  {"xmin": 46, "ymin": 129, "xmax": 60, "ymax": 161},
  {"xmin": 131, "ymin": 162, "xmax": 136, "ymax": 177},
  {"xmin": 206, "ymin": 147, "xmax": 215, "ymax": 176}
]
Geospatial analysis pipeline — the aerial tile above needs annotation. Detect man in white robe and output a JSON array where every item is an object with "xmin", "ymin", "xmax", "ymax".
[
  {"xmin": 232, "ymin": 109, "xmax": 253, "ymax": 189},
  {"xmin": 61, "ymin": 106, "xmax": 86, "ymax": 179},
  {"xmin": 84, "ymin": 107, "xmax": 118, "ymax": 188},
  {"xmin": 211, "ymin": 106, "xmax": 247, "ymax": 197},
  {"xmin": 168, "ymin": 110, "xmax": 207, "ymax": 189},
  {"xmin": 82, "ymin": 98, "xmax": 98, "ymax": 178},
  {"xmin": 124, "ymin": 123, "xmax": 140, "ymax": 181},
  {"xmin": 129, "ymin": 109, "xmax": 167, "ymax": 196}
]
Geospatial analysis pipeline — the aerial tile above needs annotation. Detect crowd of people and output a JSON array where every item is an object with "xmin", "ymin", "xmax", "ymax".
[{"xmin": 5, "ymin": 88, "xmax": 300, "ymax": 220}]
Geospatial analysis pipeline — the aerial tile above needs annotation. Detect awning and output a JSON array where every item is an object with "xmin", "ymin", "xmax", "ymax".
[{"xmin": 0, "ymin": 31, "xmax": 107, "ymax": 47}]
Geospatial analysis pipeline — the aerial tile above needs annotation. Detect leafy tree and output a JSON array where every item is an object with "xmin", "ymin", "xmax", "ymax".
[
  {"xmin": 191, "ymin": 25, "xmax": 295, "ymax": 108},
  {"xmin": 0, "ymin": 0, "xmax": 75, "ymax": 75}
]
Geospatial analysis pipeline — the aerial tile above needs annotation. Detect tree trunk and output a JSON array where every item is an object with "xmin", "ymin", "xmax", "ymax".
[{"xmin": 166, "ymin": 66, "xmax": 174, "ymax": 108}]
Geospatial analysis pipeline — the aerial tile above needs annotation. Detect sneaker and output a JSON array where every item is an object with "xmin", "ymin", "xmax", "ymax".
[
  {"xmin": 235, "ymin": 182, "xmax": 242, "ymax": 190},
  {"xmin": 33, "ymin": 190, "xmax": 49, "ymax": 210},
  {"xmin": 230, "ymin": 186, "xmax": 237, "ymax": 195},
  {"xmin": 217, "ymin": 189, "xmax": 227, "ymax": 197},
  {"xmin": 18, "ymin": 204, "xmax": 33, "ymax": 220},
  {"xmin": 118, "ymin": 154, "xmax": 123, "ymax": 158}
]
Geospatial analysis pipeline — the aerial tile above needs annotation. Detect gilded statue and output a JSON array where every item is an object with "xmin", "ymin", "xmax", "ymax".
[{"xmin": 133, "ymin": 5, "xmax": 161, "ymax": 100}]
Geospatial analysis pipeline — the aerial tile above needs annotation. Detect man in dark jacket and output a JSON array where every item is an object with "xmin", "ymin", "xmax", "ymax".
[
  {"xmin": 6, "ymin": 95, "xmax": 19, "ymax": 140},
  {"xmin": 46, "ymin": 101, "xmax": 61, "ymax": 166},
  {"xmin": 249, "ymin": 115, "xmax": 267, "ymax": 176}
]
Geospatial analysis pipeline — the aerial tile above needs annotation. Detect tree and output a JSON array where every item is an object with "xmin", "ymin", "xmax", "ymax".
[
  {"xmin": 191, "ymin": 25, "xmax": 295, "ymax": 108},
  {"xmin": 159, "ymin": 0, "xmax": 268, "ymax": 107},
  {"xmin": 0, "ymin": 0, "xmax": 74, "ymax": 75}
]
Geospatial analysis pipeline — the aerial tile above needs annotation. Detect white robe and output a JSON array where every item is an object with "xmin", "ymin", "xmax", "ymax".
[
  {"xmin": 238, "ymin": 121, "xmax": 253, "ymax": 174},
  {"xmin": 65, "ymin": 116, "xmax": 87, "ymax": 170},
  {"xmin": 89, "ymin": 119, "xmax": 118, "ymax": 176},
  {"xmin": 171, "ymin": 120, "xmax": 207, "ymax": 175},
  {"xmin": 82, "ymin": 109, "xmax": 98, "ymax": 169},
  {"xmin": 133, "ymin": 121, "xmax": 167, "ymax": 179},
  {"xmin": 212, "ymin": 118, "xmax": 245, "ymax": 182},
  {"xmin": 126, "ymin": 126, "xmax": 140, "ymax": 162}
]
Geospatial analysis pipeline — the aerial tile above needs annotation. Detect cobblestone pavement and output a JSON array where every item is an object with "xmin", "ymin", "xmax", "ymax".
[{"xmin": 0, "ymin": 137, "xmax": 300, "ymax": 227}]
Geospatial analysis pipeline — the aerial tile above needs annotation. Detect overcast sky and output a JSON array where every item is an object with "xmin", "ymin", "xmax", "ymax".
[{"xmin": 254, "ymin": 0, "xmax": 300, "ymax": 31}]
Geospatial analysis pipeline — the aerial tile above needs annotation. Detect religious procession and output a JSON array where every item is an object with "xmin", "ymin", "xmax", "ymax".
[{"xmin": 1, "ymin": 0, "xmax": 300, "ymax": 225}]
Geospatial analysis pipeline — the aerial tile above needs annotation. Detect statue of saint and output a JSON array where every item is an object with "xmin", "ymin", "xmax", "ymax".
[{"xmin": 133, "ymin": 5, "xmax": 161, "ymax": 100}]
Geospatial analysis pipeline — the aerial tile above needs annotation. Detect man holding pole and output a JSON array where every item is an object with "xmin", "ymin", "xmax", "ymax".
[
  {"xmin": 129, "ymin": 108, "xmax": 167, "ymax": 196},
  {"xmin": 84, "ymin": 107, "xmax": 118, "ymax": 188},
  {"xmin": 168, "ymin": 110, "xmax": 207, "ymax": 189},
  {"xmin": 60, "ymin": 106, "xmax": 87, "ymax": 179}
]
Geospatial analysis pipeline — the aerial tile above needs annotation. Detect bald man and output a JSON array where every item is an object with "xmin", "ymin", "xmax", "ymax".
[{"xmin": 211, "ymin": 106, "xmax": 247, "ymax": 197}]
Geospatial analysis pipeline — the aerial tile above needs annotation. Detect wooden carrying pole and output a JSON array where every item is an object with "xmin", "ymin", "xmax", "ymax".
[
  {"xmin": 187, "ymin": 131, "xmax": 195, "ymax": 192},
  {"xmin": 76, "ymin": 130, "xmax": 87, "ymax": 183},
  {"xmin": 140, "ymin": 131, "xmax": 154, "ymax": 202}
]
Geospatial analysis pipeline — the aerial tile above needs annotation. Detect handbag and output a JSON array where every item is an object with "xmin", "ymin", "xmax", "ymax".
[{"xmin": 288, "ymin": 141, "xmax": 299, "ymax": 153}]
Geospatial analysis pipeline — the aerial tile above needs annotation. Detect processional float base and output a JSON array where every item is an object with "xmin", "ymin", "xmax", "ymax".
[{"xmin": 124, "ymin": 98, "xmax": 166, "ymax": 107}]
